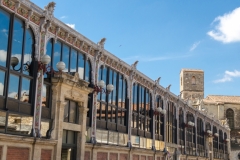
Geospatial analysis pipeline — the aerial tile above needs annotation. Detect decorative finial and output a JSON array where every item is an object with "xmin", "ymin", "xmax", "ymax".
[
  {"xmin": 131, "ymin": 60, "xmax": 138, "ymax": 70},
  {"xmin": 43, "ymin": 2, "xmax": 56, "ymax": 20},
  {"xmin": 97, "ymin": 38, "xmax": 106, "ymax": 49},
  {"xmin": 155, "ymin": 77, "xmax": 161, "ymax": 85}
]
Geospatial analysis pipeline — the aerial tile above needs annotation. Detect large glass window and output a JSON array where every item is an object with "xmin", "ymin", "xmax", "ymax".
[
  {"xmin": 155, "ymin": 95, "xmax": 164, "ymax": 141},
  {"xmin": 197, "ymin": 118, "xmax": 205, "ymax": 157},
  {"xmin": 131, "ymin": 83, "xmax": 152, "ymax": 139},
  {"xmin": 166, "ymin": 101, "xmax": 177, "ymax": 144},
  {"xmin": 46, "ymin": 39, "xmax": 91, "ymax": 82},
  {"xmin": 213, "ymin": 126, "xmax": 218, "ymax": 159},
  {"xmin": 179, "ymin": 108, "xmax": 184, "ymax": 154},
  {"xmin": 186, "ymin": 112, "xmax": 195, "ymax": 155},
  {"xmin": 219, "ymin": 130, "xmax": 224, "ymax": 159},
  {"xmin": 0, "ymin": 8, "xmax": 37, "ymax": 136},
  {"xmin": 96, "ymin": 66, "xmax": 127, "ymax": 133}
]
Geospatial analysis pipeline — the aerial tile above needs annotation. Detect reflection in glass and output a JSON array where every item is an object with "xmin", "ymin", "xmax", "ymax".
[
  {"xmin": 53, "ymin": 41, "xmax": 61, "ymax": 71},
  {"xmin": 107, "ymin": 106, "xmax": 111, "ymax": 122},
  {"xmin": 85, "ymin": 60, "xmax": 90, "ymax": 82},
  {"xmin": 0, "ymin": 9, "xmax": 10, "ymax": 67},
  {"xmin": 7, "ymin": 114, "xmax": 32, "ymax": 135},
  {"xmin": 64, "ymin": 101, "xmax": 69, "ymax": 122},
  {"xmin": 20, "ymin": 78, "xmax": 30, "ymax": 103},
  {"xmin": 108, "ymin": 69, "xmax": 112, "ymax": 103},
  {"xmin": 62, "ymin": 45, "xmax": 69, "ymax": 72},
  {"xmin": 11, "ymin": 18, "xmax": 24, "ymax": 72},
  {"xmin": 69, "ymin": 101, "xmax": 77, "ymax": 123},
  {"xmin": 118, "ymin": 75, "xmax": 123, "ymax": 107},
  {"xmin": 96, "ymin": 102, "xmax": 100, "ymax": 119},
  {"xmin": 41, "ymin": 119, "xmax": 50, "ymax": 137},
  {"xmin": 8, "ymin": 74, "xmax": 19, "ymax": 99},
  {"xmin": 0, "ymin": 111, "xmax": 6, "ymax": 132},
  {"xmin": 112, "ymin": 71, "xmax": 117, "ymax": 105},
  {"xmin": 42, "ymin": 84, "xmax": 50, "ymax": 107},
  {"xmin": 62, "ymin": 130, "xmax": 67, "ymax": 143},
  {"xmin": 23, "ymin": 29, "xmax": 33, "ymax": 75},
  {"xmin": 78, "ymin": 53, "xmax": 84, "ymax": 79},
  {"xmin": 70, "ymin": 49, "xmax": 77, "ymax": 73},
  {"xmin": 67, "ymin": 130, "xmax": 75, "ymax": 144},
  {"xmin": 101, "ymin": 104, "xmax": 106, "ymax": 120},
  {"xmin": 0, "ymin": 70, "xmax": 5, "ymax": 96},
  {"xmin": 101, "ymin": 67, "xmax": 107, "ymax": 101},
  {"xmin": 119, "ymin": 133, "xmax": 128, "ymax": 146},
  {"xmin": 131, "ymin": 135, "xmax": 140, "ymax": 147}
]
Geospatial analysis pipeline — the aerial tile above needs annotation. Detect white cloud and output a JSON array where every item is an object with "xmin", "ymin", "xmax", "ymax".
[
  {"xmin": 190, "ymin": 41, "xmax": 200, "ymax": 51},
  {"xmin": 66, "ymin": 23, "xmax": 75, "ymax": 29},
  {"xmin": 0, "ymin": 50, "xmax": 7, "ymax": 62},
  {"xmin": 60, "ymin": 16, "xmax": 67, "ymax": 19},
  {"xmin": 214, "ymin": 70, "xmax": 240, "ymax": 83},
  {"xmin": 207, "ymin": 7, "xmax": 240, "ymax": 43},
  {"xmin": 123, "ymin": 54, "xmax": 191, "ymax": 62}
]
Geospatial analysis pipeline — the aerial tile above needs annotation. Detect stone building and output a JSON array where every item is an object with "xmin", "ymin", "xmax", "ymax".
[
  {"xmin": 0, "ymin": 0, "xmax": 230, "ymax": 160},
  {"xmin": 180, "ymin": 69, "xmax": 240, "ymax": 160}
]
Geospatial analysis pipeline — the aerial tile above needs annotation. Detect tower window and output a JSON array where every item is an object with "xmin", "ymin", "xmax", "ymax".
[{"xmin": 191, "ymin": 76, "xmax": 196, "ymax": 85}]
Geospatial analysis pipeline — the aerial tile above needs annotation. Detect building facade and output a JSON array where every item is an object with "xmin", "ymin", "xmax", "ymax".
[{"xmin": 0, "ymin": 1, "xmax": 230, "ymax": 160}]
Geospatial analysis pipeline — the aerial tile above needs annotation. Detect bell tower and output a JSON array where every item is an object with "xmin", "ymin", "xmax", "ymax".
[{"xmin": 180, "ymin": 69, "xmax": 204, "ymax": 101}]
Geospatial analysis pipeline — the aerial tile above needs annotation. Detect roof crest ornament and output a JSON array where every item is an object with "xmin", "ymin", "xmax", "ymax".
[
  {"xmin": 97, "ymin": 38, "xmax": 106, "ymax": 50},
  {"xmin": 43, "ymin": 2, "xmax": 56, "ymax": 20}
]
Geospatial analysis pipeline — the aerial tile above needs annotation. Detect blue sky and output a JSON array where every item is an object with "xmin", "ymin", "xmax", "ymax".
[{"xmin": 32, "ymin": 0, "xmax": 240, "ymax": 97}]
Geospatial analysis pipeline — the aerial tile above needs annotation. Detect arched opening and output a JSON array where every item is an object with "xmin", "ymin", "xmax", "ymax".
[
  {"xmin": 226, "ymin": 108, "xmax": 234, "ymax": 129},
  {"xmin": 192, "ymin": 76, "xmax": 196, "ymax": 85}
]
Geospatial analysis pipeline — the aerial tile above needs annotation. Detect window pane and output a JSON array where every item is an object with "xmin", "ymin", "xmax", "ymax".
[
  {"xmin": 101, "ymin": 103, "xmax": 106, "ymax": 120},
  {"xmin": 7, "ymin": 113, "xmax": 32, "ymax": 135},
  {"xmin": 23, "ymin": 29, "xmax": 33, "ymax": 75},
  {"xmin": 101, "ymin": 67, "xmax": 107, "ymax": 101},
  {"xmin": 0, "ymin": 70, "xmax": 5, "ymax": 95},
  {"xmin": 112, "ymin": 71, "xmax": 117, "ymax": 105},
  {"xmin": 0, "ymin": 111, "xmax": 6, "ymax": 133},
  {"xmin": 85, "ymin": 60, "xmax": 90, "ymax": 82},
  {"xmin": 118, "ymin": 75, "xmax": 123, "ymax": 108},
  {"xmin": 122, "ymin": 80, "xmax": 126, "ymax": 108},
  {"xmin": 53, "ymin": 41, "xmax": 61, "ymax": 71},
  {"xmin": 108, "ymin": 69, "xmax": 113, "ymax": 103},
  {"xmin": 62, "ymin": 44, "xmax": 69, "ymax": 72},
  {"xmin": 0, "ymin": 9, "xmax": 10, "ymax": 67},
  {"xmin": 42, "ymin": 84, "xmax": 50, "ymax": 107},
  {"xmin": 62, "ymin": 130, "xmax": 67, "ymax": 144},
  {"xmin": 78, "ymin": 53, "xmax": 84, "ymax": 79},
  {"xmin": 20, "ymin": 78, "xmax": 30, "ymax": 103},
  {"xmin": 8, "ymin": 74, "xmax": 19, "ymax": 98},
  {"xmin": 70, "ymin": 49, "xmax": 77, "ymax": 73},
  {"xmin": 64, "ymin": 101, "xmax": 69, "ymax": 122},
  {"xmin": 11, "ymin": 18, "xmax": 24, "ymax": 72},
  {"xmin": 67, "ymin": 131, "xmax": 75, "ymax": 144},
  {"xmin": 69, "ymin": 101, "xmax": 76, "ymax": 123}
]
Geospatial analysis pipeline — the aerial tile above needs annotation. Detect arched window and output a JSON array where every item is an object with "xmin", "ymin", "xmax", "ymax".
[
  {"xmin": 192, "ymin": 76, "xmax": 196, "ymax": 85},
  {"xmin": 166, "ymin": 101, "xmax": 177, "ymax": 144},
  {"xmin": 226, "ymin": 109, "xmax": 234, "ymax": 129},
  {"xmin": 155, "ymin": 95, "xmax": 164, "ymax": 141},
  {"xmin": 186, "ymin": 112, "xmax": 195, "ymax": 155},
  {"xmin": 179, "ymin": 108, "xmax": 184, "ymax": 154},
  {"xmin": 0, "ymin": 8, "xmax": 37, "ymax": 136},
  {"xmin": 197, "ymin": 118, "xmax": 204, "ymax": 157}
]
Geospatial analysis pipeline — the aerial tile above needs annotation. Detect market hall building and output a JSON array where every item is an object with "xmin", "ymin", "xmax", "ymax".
[{"xmin": 0, "ymin": 0, "xmax": 230, "ymax": 160}]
